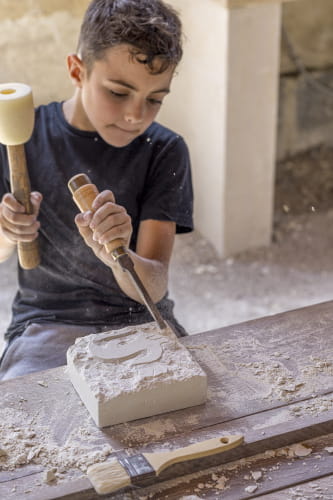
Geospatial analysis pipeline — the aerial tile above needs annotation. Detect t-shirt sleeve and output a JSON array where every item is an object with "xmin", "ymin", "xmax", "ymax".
[{"xmin": 139, "ymin": 135, "xmax": 193, "ymax": 234}]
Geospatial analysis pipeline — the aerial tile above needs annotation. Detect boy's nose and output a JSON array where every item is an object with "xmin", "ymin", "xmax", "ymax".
[{"xmin": 124, "ymin": 100, "xmax": 144, "ymax": 124}]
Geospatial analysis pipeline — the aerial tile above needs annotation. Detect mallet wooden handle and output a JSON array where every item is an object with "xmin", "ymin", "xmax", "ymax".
[
  {"xmin": 68, "ymin": 173, "xmax": 125, "ymax": 253},
  {"xmin": 7, "ymin": 144, "xmax": 40, "ymax": 269}
]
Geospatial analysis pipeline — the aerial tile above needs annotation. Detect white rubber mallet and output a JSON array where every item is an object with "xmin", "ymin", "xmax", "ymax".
[{"xmin": 0, "ymin": 82, "xmax": 40, "ymax": 269}]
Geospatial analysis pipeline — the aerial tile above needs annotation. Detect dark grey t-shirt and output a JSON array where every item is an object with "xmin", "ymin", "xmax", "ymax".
[{"xmin": 0, "ymin": 102, "xmax": 193, "ymax": 340}]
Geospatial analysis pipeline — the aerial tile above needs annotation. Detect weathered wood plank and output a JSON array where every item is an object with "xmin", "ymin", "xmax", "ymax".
[
  {"xmin": 257, "ymin": 473, "xmax": 333, "ymax": 499},
  {"xmin": 2, "ymin": 423, "xmax": 333, "ymax": 499},
  {"xmin": 114, "ymin": 433, "xmax": 333, "ymax": 500},
  {"xmin": 1, "ymin": 301, "xmax": 333, "ymax": 498}
]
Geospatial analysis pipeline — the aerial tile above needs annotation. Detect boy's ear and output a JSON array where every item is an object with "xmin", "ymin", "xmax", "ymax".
[{"xmin": 67, "ymin": 54, "xmax": 86, "ymax": 88}]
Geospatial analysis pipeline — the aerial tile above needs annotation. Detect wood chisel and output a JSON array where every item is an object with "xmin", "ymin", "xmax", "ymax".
[{"xmin": 68, "ymin": 173, "xmax": 167, "ymax": 330}]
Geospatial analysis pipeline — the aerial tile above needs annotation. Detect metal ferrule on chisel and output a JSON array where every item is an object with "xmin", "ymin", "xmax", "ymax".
[{"xmin": 110, "ymin": 245, "xmax": 127, "ymax": 261}]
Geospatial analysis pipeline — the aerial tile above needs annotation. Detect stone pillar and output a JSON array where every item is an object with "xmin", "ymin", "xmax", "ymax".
[{"xmin": 159, "ymin": 0, "xmax": 297, "ymax": 257}]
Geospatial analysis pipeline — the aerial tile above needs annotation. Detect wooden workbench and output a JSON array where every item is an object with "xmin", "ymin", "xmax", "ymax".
[{"xmin": 1, "ymin": 300, "xmax": 333, "ymax": 499}]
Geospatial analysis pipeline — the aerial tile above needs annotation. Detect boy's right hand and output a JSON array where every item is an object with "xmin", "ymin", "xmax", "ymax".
[{"xmin": 0, "ymin": 192, "xmax": 42, "ymax": 244}]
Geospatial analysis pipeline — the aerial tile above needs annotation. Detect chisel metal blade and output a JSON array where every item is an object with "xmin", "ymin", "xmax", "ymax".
[{"xmin": 112, "ymin": 247, "xmax": 167, "ymax": 331}]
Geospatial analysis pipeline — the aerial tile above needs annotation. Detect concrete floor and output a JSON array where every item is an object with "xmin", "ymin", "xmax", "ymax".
[
  {"xmin": 169, "ymin": 214, "xmax": 333, "ymax": 334},
  {"xmin": 1, "ymin": 208, "xmax": 333, "ymax": 355},
  {"xmin": 1, "ymin": 253, "xmax": 17, "ymax": 354}
]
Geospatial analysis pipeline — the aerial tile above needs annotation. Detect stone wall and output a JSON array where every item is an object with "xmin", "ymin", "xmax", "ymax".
[
  {"xmin": 0, "ymin": 0, "xmax": 332, "ymax": 158},
  {"xmin": 0, "ymin": 0, "xmax": 90, "ymax": 105},
  {"xmin": 281, "ymin": 0, "xmax": 333, "ymax": 72},
  {"xmin": 279, "ymin": 0, "xmax": 333, "ymax": 158}
]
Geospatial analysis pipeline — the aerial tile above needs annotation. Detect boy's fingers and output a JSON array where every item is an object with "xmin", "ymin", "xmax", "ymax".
[
  {"xmin": 91, "ymin": 190, "xmax": 116, "ymax": 211},
  {"xmin": 0, "ymin": 192, "xmax": 41, "ymax": 244},
  {"xmin": 0, "ymin": 210, "xmax": 40, "ymax": 243},
  {"xmin": 31, "ymin": 191, "xmax": 43, "ymax": 204},
  {"xmin": 76, "ymin": 223, "xmax": 91, "ymax": 240},
  {"xmin": 75, "ymin": 218, "xmax": 104, "ymax": 254},
  {"xmin": 30, "ymin": 192, "xmax": 43, "ymax": 215},
  {"xmin": 1, "ymin": 193, "xmax": 25, "ymax": 213},
  {"xmin": 75, "ymin": 211, "xmax": 93, "ymax": 227},
  {"xmin": 1, "ymin": 192, "xmax": 43, "ymax": 218}
]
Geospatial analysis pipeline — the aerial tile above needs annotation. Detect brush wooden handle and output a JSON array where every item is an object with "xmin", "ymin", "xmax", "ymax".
[
  {"xmin": 7, "ymin": 144, "xmax": 40, "ymax": 269},
  {"xmin": 68, "ymin": 173, "xmax": 125, "ymax": 253},
  {"xmin": 144, "ymin": 434, "xmax": 244, "ymax": 475}
]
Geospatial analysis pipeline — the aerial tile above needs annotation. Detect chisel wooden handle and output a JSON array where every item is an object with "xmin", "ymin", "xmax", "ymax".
[
  {"xmin": 68, "ymin": 173, "xmax": 125, "ymax": 253},
  {"xmin": 7, "ymin": 144, "xmax": 40, "ymax": 269}
]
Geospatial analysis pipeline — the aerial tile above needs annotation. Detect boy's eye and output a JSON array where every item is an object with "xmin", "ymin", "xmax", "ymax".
[
  {"xmin": 109, "ymin": 89, "xmax": 127, "ymax": 98},
  {"xmin": 108, "ymin": 89, "xmax": 163, "ymax": 106},
  {"xmin": 148, "ymin": 98, "xmax": 162, "ymax": 106}
]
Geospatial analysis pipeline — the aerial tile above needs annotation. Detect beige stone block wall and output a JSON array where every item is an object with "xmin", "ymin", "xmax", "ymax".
[
  {"xmin": 0, "ymin": 0, "xmax": 90, "ymax": 105},
  {"xmin": 0, "ymin": 0, "xmax": 332, "ymax": 158},
  {"xmin": 278, "ymin": 0, "xmax": 333, "ymax": 159},
  {"xmin": 281, "ymin": 0, "xmax": 333, "ymax": 72}
]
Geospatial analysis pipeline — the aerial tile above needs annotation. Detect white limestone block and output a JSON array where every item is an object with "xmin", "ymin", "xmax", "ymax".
[{"xmin": 66, "ymin": 322, "xmax": 207, "ymax": 427}]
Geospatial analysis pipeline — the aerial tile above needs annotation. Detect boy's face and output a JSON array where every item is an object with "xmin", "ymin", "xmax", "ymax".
[{"xmin": 67, "ymin": 45, "xmax": 175, "ymax": 147}]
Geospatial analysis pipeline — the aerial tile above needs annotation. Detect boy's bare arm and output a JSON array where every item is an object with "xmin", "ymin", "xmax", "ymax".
[{"xmin": 113, "ymin": 219, "xmax": 175, "ymax": 303}]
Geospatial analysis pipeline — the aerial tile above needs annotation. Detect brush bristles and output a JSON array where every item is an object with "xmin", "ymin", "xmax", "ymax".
[{"xmin": 87, "ymin": 458, "xmax": 131, "ymax": 495}]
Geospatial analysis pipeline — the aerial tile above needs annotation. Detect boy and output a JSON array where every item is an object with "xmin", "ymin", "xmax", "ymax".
[{"xmin": 0, "ymin": 0, "xmax": 193, "ymax": 380}]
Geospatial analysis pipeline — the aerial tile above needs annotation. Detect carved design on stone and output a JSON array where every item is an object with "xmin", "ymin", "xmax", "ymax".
[{"xmin": 88, "ymin": 330, "xmax": 168, "ymax": 365}]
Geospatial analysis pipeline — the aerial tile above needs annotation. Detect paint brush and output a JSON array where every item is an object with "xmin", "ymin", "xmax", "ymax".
[{"xmin": 87, "ymin": 434, "xmax": 243, "ymax": 495}]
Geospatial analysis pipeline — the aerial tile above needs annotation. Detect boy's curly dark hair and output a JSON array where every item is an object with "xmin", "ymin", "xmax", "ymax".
[{"xmin": 77, "ymin": 0, "xmax": 183, "ymax": 75}]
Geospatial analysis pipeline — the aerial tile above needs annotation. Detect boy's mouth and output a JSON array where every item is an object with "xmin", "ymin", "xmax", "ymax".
[{"xmin": 113, "ymin": 125, "xmax": 140, "ymax": 134}]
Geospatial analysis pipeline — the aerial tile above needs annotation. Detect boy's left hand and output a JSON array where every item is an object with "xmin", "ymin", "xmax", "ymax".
[{"xmin": 75, "ymin": 190, "xmax": 132, "ymax": 261}]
